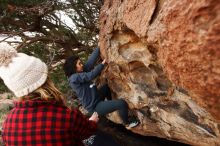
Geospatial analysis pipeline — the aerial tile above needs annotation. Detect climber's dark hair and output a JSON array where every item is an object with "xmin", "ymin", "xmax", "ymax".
[{"xmin": 63, "ymin": 56, "xmax": 79, "ymax": 78}]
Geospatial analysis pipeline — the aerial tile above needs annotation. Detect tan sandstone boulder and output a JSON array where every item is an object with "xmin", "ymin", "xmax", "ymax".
[{"xmin": 99, "ymin": 0, "xmax": 220, "ymax": 145}]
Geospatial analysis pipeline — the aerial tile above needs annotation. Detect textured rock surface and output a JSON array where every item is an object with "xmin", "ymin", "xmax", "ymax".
[{"xmin": 99, "ymin": 0, "xmax": 220, "ymax": 145}]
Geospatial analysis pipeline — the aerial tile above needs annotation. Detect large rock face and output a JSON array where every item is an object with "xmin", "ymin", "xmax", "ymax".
[{"xmin": 99, "ymin": 0, "xmax": 220, "ymax": 145}]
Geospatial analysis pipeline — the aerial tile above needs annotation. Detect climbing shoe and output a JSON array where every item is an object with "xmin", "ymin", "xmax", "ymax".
[{"xmin": 125, "ymin": 121, "xmax": 139, "ymax": 129}]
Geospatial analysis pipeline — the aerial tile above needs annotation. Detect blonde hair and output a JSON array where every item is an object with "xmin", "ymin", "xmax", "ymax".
[{"xmin": 20, "ymin": 78, "xmax": 66, "ymax": 105}]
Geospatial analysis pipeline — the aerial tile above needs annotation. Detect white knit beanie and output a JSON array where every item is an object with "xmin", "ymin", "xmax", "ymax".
[{"xmin": 0, "ymin": 42, "xmax": 48, "ymax": 97}]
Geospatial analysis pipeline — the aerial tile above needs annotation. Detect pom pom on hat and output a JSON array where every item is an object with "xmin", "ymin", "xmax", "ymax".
[{"xmin": 0, "ymin": 42, "xmax": 17, "ymax": 67}]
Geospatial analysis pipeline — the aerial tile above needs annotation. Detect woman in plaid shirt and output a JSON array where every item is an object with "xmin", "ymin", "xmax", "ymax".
[{"xmin": 0, "ymin": 42, "xmax": 98, "ymax": 146}]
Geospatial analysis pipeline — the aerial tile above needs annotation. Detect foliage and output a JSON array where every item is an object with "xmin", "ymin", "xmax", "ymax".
[
  {"xmin": 49, "ymin": 65, "xmax": 70, "ymax": 95},
  {"xmin": 0, "ymin": 0, "xmax": 102, "ymax": 51},
  {"xmin": 0, "ymin": 0, "xmax": 45, "ymax": 6},
  {"xmin": 21, "ymin": 42, "xmax": 50, "ymax": 62},
  {"xmin": 0, "ymin": 102, "xmax": 14, "ymax": 130},
  {"xmin": 0, "ymin": 80, "xmax": 9, "ymax": 94}
]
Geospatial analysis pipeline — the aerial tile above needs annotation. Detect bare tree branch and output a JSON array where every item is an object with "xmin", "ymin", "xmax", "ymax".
[{"xmin": 16, "ymin": 36, "xmax": 64, "ymax": 50}]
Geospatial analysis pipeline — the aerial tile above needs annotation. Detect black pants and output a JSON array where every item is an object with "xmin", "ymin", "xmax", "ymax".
[
  {"xmin": 98, "ymin": 84, "xmax": 112, "ymax": 101},
  {"xmin": 93, "ymin": 84, "xmax": 129, "ymax": 124}
]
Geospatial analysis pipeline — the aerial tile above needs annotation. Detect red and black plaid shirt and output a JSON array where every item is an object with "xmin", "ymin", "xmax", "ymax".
[{"xmin": 2, "ymin": 99, "xmax": 97, "ymax": 146}]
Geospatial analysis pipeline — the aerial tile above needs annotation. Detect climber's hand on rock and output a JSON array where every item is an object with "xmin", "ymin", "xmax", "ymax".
[{"xmin": 102, "ymin": 59, "xmax": 106, "ymax": 65}]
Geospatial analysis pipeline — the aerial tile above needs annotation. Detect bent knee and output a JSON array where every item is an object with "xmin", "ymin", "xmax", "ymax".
[{"xmin": 118, "ymin": 99, "xmax": 128, "ymax": 108}]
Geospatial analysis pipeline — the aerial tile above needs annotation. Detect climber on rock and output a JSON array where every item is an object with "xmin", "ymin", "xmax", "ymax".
[{"xmin": 63, "ymin": 47, "xmax": 139, "ymax": 129}]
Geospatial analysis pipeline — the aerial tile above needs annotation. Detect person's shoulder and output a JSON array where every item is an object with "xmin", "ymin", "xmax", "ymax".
[{"xmin": 68, "ymin": 73, "xmax": 79, "ymax": 81}]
